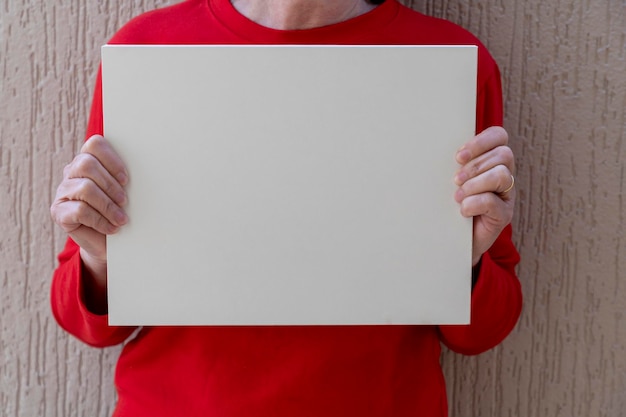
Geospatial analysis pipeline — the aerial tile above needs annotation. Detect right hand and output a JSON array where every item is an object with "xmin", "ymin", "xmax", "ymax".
[{"xmin": 50, "ymin": 135, "xmax": 129, "ymax": 281}]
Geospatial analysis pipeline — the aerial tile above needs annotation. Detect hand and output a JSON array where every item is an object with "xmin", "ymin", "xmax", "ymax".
[
  {"xmin": 50, "ymin": 135, "xmax": 129, "ymax": 283},
  {"xmin": 454, "ymin": 126, "xmax": 515, "ymax": 266}
]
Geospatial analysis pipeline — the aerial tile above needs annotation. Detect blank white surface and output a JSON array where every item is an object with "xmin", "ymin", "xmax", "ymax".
[{"xmin": 102, "ymin": 45, "xmax": 476, "ymax": 326}]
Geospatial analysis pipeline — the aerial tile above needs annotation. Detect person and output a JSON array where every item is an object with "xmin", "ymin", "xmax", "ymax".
[{"xmin": 50, "ymin": 0, "xmax": 522, "ymax": 416}]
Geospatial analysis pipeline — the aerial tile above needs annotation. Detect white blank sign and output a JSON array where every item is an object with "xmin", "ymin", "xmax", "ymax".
[{"xmin": 102, "ymin": 45, "xmax": 477, "ymax": 326}]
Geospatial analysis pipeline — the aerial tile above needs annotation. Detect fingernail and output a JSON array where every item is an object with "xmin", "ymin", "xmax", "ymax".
[
  {"xmin": 115, "ymin": 210, "xmax": 128, "ymax": 226},
  {"xmin": 454, "ymin": 188, "xmax": 465, "ymax": 203},
  {"xmin": 107, "ymin": 225, "xmax": 120, "ymax": 234},
  {"xmin": 456, "ymin": 149, "xmax": 471, "ymax": 164},
  {"xmin": 455, "ymin": 171, "xmax": 468, "ymax": 185},
  {"xmin": 117, "ymin": 172, "xmax": 129, "ymax": 186}
]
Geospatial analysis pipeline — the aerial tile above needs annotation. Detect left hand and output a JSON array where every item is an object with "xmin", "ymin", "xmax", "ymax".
[{"xmin": 454, "ymin": 126, "xmax": 515, "ymax": 266}]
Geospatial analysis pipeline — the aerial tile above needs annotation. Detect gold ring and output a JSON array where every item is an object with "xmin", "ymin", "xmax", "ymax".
[{"xmin": 501, "ymin": 175, "xmax": 515, "ymax": 194}]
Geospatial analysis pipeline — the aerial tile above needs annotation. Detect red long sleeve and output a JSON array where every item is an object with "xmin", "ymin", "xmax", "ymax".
[
  {"xmin": 436, "ymin": 58, "xmax": 522, "ymax": 355},
  {"xmin": 439, "ymin": 225, "xmax": 522, "ymax": 354},
  {"xmin": 50, "ymin": 66, "xmax": 136, "ymax": 347},
  {"xmin": 51, "ymin": 238, "xmax": 137, "ymax": 347}
]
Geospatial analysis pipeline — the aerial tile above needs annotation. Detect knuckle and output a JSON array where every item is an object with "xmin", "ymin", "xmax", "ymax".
[
  {"xmin": 502, "ymin": 145, "xmax": 514, "ymax": 160},
  {"xmin": 496, "ymin": 146, "xmax": 515, "ymax": 166},
  {"xmin": 495, "ymin": 163, "xmax": 510, "ymax": 177},
  {"xmin": 80, "ymin": 135, "xmax": 104, "ymax": 153},
  {"xmin": 64, "ymin": 152, "xmax": 95, "ymax": 178},
  {"xmin": 495, "ymin": 167, "xmax": 512, "ymax": 190},
  {"xmin": 73, "ymin": 153, "xmax": 97, "ymax": 173},
  {"xmin": 56, "ymin": 204, "xmax": 83, "ymax": 232},
  {"xmin": 62, "ymin": 162, "xmax": 73, "ymax": 177},
  {"xmin": 49, "ymin": 203, "xmax": 60, "ymax": 223},
  {"xmin": 51, "ymin": 193, "xmax": 73, "ymax": 224},
  {"xmin": 489, "ymin": 126, "xmax": 509, "ymax": 144},
  {"xmin": 73, "ymin": 201, "xmax": 90, "ymax": 222},
  {"xmin": 74, "ymin": 178, "xmax": 92, "ymax": 198},
  {"xmin": 52, "ymin": 182, "xmax": 67, "ymax": 201},
  {"xmin": 486, "ymin": 165, "xmax": 505, "ymax": 186}
]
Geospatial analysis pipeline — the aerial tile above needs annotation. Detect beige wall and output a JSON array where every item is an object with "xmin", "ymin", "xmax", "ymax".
[{"xmin": 1, "ymin": 0, "xmax": 624, "ymax": 416}]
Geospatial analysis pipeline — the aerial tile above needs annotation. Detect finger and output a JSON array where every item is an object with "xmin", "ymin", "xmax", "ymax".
[
  {"xmin": 458, "ymin": 192, "xmax": 514, "ymax": 226},
  {"xmin": 456, "ymin": 126, "xmax": 509, "ymax": 166},
  {"xmin": 51, "ymin": 198, "xmax": 121, "ymax": 236},
  {"xmin": 454, "ymin": 145, "xmax": 515, "ymax": 186},
  {"xmin": 54, "ymin": 177, "xmax": 128, "ymax": 229},
  {"xmin": 455, "ymin": 164, "xmax": 515, "ymax": 203},
  {"xmin": 64, "ymin": 152, "xmax": 127, "ymax": 207},
  {"xmin": 80, "ymin": 135, "xmax": 129, "ymax": 186},
  {"xmin": 468, "ymin": 197, "xmax": 514, "ymax": 265}
]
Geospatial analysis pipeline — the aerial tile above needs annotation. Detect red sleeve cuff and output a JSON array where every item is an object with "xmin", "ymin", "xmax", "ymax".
[
  {"xmin": 439, "ymin": 250, "xmax": 522, "ymax": 355},
  {"xmin": 51, "ymin": 239, "xmax": 136, "ymax": 347}
]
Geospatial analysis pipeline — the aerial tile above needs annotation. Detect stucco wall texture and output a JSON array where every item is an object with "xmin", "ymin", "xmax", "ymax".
[{"xmin": 1, "ymin": 0, "xmax": 625, "ymax": 416}]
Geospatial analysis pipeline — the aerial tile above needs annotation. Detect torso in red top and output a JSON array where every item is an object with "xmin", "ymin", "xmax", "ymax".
[{"xmin": 51, "ymin": 1, "xmax": 522, "ymax": 416}]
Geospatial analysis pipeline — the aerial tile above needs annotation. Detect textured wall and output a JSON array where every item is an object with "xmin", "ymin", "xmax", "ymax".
[
  {"xmin": 407, "ymin": 1, "xmax": 626, "ymax": 416},
  {"xmin": 1, "ymin": 0, "xmax": 624, "ymax": 416}
]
